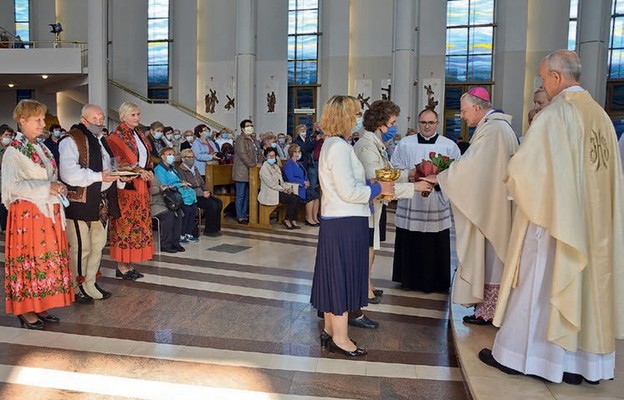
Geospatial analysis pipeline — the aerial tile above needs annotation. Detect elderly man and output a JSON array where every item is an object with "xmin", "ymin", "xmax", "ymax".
[
  {"xmin": 59, "ymin": 104, "xmax": 120, "ymax": 304},
  {"xmin": 479, "ymin": 50, "xmax": 624, "ymax": 385},
  {"xmin": 427, "ymin": 87, "xmax": 519, "ymax": 324},
  {"xmin": 391, "ymin": 109, "xmax": 460, "ymax": 294},
  {"xmin": 528, "ymin": 87, "xmax": 551, "ymax": 125}
]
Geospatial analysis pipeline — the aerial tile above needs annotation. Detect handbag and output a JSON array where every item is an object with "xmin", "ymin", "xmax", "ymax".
[{"xmin": 162, "ymin": 187, "xmax": 184, "ymax": 211}]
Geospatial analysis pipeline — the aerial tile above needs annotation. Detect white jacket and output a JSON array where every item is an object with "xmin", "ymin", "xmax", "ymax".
[{"xmin": 258, "ymin": 161, "xmax": 284, "ymax": 206}]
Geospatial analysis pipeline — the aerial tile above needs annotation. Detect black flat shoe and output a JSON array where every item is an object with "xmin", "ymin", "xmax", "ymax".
[
  {"xmin": 367, "ymin": 296, "xmax": 381, "ymax": 304},
  {"xmin": 320, "ymin": 331, "xmax": 357, "ymax": 348},
  {"xmin": 75, "ymin": 289, "xmax": 94, "ymax": 304},
  {"xmin": 562, "ymin": 372, "xmax": 583, "ymax": 385},
  {"xmin": 478, "ymin": 348, "xmax": 521, "ymax": 375},
  {"xmin": 292, "ymin": 224, "xmax": 301, "ymax": 229},
  {"xmin": 305, "ymin": 220, "xmax": 320, "ymax": 227},
  {"xmin": 116, "ymin": 268, "xmax": 138, "ymax": 280},
  {"xmin": 36, "ymin": 313, "xmax": 60, "ymax": 323},
  {"xmin": 372, "ymin": 289, "xmax": 383, "ymax": 297},
  {"xmin": 328, "ymin": 338, "xmax": 367, "ymax": 357},
  {"xmin": 282, "ymin": 220, "xmax": 296, "ymax": 230},
  {"xmin": 17, "ymin": 315, "xmax": 44, "ymax": 330},
  {"xmin": 95, "ymin": 283, "xmax": 112, "ymax": 300},
  {"xmin": 237, "ymin": 219, "xmax": 249, "ymax": 225},
  {"xmin": 463, "ymin": 314, "xmax": 492, "ymax": 325},
  {"xmin": 131, "ymin": 269, "xmax": 144, "ymax": 279},
  {"xmin": 174, "ymin": 245, "xmax": 186, "ymax": 252},
  {"xmin": 348, "ymin": 314, "xmax": 379, "ymax": 329},
  {"xmin": 161, "ymin": 246, "xmax": 178, "ymax": 253}
]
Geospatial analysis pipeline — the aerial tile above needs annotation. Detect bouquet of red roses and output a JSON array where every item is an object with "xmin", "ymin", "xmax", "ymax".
[{"xmin": 414, "ymin": 152, "xmax": 455, "ymax": 197}]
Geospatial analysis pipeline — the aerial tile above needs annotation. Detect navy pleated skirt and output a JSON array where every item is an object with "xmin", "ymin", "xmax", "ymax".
[{"xmin": 310, "ymin": 216, "xmax": 369, "ymax": 314}]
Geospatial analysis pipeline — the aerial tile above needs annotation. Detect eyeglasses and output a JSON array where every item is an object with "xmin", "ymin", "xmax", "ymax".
[
  {"xmin": 183, "ymin": 156, "xmax": 195, "ymax": 159},
  {"xmin": 418, "ymin": 121, "xmax": 438, "ymax": 126}
]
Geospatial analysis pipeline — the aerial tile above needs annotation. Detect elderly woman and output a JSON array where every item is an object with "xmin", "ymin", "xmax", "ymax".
[
  {"xmin": 192, "ymin": 124, "xmax": 221, "ymax": 175},
  {"xmin": 150, "ymin": 175, "xmax": 184, "ymax": 253},
  {"xmin": 155, "ymin": 147, "xmax": 198, "ymax": 242},
  {"xmin": 354, "ymin": 100, "xmax": 433, "ymax": 303},
  {"xmin": 3, "ymin": 100, "xmax": 73, "ymax": 329},
  {"xmin": 282, "ymin": 144, "xmax": 320, "ymax": 226},
  {"xmin": 107, "ymin": 102, "xmax": 154, "ymax": 280},
  {"xmin": 310, "ymin": 95, "xmax": 394, "ymax": 357},
  {"xmin": 177, "ymin": 148, "xmax": 223, "ymax": 237},
  {"xmin": 258, "ymin": 147, "xmax": 301, "ymax": 229}
]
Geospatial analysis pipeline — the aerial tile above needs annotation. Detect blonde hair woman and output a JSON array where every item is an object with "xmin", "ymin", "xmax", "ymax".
[
  {"xmin": 309, "ymin": 95, "xmax": 394, "ymax": 357},
  {"xmin": 3, "ymin": 100, "xmax": 73, "ymax": 329}
]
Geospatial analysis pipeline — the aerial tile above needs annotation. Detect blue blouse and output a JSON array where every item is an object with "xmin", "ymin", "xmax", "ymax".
[
  {"xmin": 282, "ymin": 158, "xmax": 308, "ymax": 200},
  {"xmin": 154, "ymin": 163, "xmax": 197, "ymax": 206}
]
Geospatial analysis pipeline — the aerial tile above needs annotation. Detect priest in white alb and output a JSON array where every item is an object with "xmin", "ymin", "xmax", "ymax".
[
  {"xmin": 479, "ymin": 50, "xmax": 624, "ymax": 385},
  {"xmin": 426, "ymin": 87, "xmax": 519, "ymax": 324}
]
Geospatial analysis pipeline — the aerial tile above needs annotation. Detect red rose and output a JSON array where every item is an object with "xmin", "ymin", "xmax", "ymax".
[
  {"xmin": 442, "ymin": 156, "xmax": 449, "ymax": 162},
  {"xmin": 415, "ymin": 160, "xmax": 439, "ymax": 179},
  {"xmin": 32, "ymin": 153, "xmax": 41, "ymax": 163},
  {"xmin": 76, "ymin": 275, "xmax": 85, "ymax": 284},
  {"xmin": 429, "ymin": 151, "xmax": 437, "ymax": 159}
]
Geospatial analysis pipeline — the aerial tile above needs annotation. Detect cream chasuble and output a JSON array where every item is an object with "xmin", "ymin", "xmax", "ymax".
[
  {"xmin": 493, "ymin": 90, "xmax": 624, "ymax": 354},
  {"xmin": 437, "ymin": 111, "xmax": 519, "ymax": 306}
]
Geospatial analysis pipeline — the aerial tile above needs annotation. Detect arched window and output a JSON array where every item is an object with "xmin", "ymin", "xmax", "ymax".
[
  {"xmin": 444, "ymin": 0, "xmax": 495, "ymax": 142},
  {"xmin": 148, "ymin": 0, "xmax": 171, "ymax": 100}
]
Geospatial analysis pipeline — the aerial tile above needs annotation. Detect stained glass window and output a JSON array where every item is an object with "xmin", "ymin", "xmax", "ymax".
[
  {"xmin": 568, "ymin": 0, "xmax": 579, "ymax": 50},
  {"xmin": 14, "ymin": 0, "xmax": 30, "ymax": 46},
  {"xmin": 608, "ymin": 0, "xmax": 624, "ymax": 138},
  {"xmin": 148, "ymin": 0, "xmax": 170, "ymax": 100}
]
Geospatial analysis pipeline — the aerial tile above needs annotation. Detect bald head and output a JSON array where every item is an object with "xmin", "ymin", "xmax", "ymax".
[
  {"xmin": 539, "ymin": 50, "xmax": 581, "ymax": 99},
  {"xmin": 81, "ymin": 104, "xmax": 104, "ymax": 119}
]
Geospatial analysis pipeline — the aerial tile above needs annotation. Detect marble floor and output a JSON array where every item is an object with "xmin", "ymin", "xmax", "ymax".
[{"xmin": 0, "ymin": 211, "xmax": 472, "ymax": 400}]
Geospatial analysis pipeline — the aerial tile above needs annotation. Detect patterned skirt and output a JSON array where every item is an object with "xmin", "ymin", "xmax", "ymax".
[
  {"xmin": 4, "ymin": 201, "xmax": 74, "ymax": 315},
  {"xmin": 109, "ymin": 188, "xmax": 154, "ymax": 263}
]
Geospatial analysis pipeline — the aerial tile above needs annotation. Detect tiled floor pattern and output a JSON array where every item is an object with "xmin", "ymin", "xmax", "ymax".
[{"xmin": 0, "ymin": 214, "xmax": 472, "ymax": 400}]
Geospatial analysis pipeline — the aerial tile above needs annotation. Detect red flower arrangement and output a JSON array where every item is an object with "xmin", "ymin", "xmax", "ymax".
[{"xmin": 415, "ymin": 152, "xmax": 455, "ymax": 197}]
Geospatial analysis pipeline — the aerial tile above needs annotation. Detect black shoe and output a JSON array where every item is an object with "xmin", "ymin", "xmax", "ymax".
[
  {"xmin": 348, "ymin": 314, "xmax": 379, "ymax": 329},
  {"xmin": 36, "ymin": 313, "xmax": 60, "ymax": 323},
  {"xmin": 562, "ymin": 372, "xmax": 583, "ymax": 385},
  {"xmin": 204, "ymin": 231, "xmax": 222, "ymax": 237},
  {"xmin": 17, "ymin": 315, "xmax": 44, "ymax": 330},
  {"xmin": 368, "ymin": 296, "xmax": 381, "ymax": 304},
  {"xmin": 131, "ymin": 269, "xmax": 144, "ymax": 278},
  {"xmin": 463, "ymin": 314, "xmax": 492, "ymax": 325},
  {"xmin": 317, "ymin": 310, "xmax": 324, "ymax": 319},
  {"xmin": 116, "ymin": 268, "xmax": 138, "ymax": 280},
  {"xmin": 372, "ymin": 289, "xmax": 383, "ymax": 297},
  {"xmin": 282, "ymin": 220, "xmax": 296, "ymax": 230},
  {"xmin": 327, "ymin": 338, "xmax": 367, "ymax": 357},
  {"xmin": 305, "ymin": 220, "xmax": 320, "ymax": 227},
  {"xmin": 478, "ymin": 348, "xmax": 522, "ymax": 375},
  {"xmin": 292, "ymin": 224, "xmax": 301, "ymax": 229},
  {"xmin": 320, "ymin": 330, "xmax": 357, "ymax": 348},
  {"xmin": 161, "ymin": 246, "xmax": 178, "ymax": 253},
  {"xmin": 174, "ymin": 245, "xmax": 186, "ymax": 252},
  {"xmin": 94, "ymin": 283, "xmax": 112, "ymax": 300},
  {"xmin": 75, "ymin": 288, "xmax": 94, "ymax": 304},
  {"xmin": 237, "ymin": 219, "xmax": 249, "ymax": 225}
]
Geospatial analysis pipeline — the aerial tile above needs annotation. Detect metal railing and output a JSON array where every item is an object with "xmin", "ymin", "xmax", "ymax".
[{"xmin": 108, "ymin": 79, "xmax": 226, "ymax": 130}]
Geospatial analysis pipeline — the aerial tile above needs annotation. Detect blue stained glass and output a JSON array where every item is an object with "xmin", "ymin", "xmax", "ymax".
[
  {"xmin": 289, "ymin": 0, "xmax": 297, "ymax": 11},
  {"xmin": 446, "ymin": 28, "xmax": 468, "ymax": 55},
  {"xmin": 467, "ymin": 55, "xmax": 492, "ymax": 81},
  {"xmin": 288, "ymin": 11, "xmax": 296, "ymax": 35},
  {"xmin": 14, "ymin": 0, "xmax": 29, "ymax": 21},
  {"xmin": 612, "ymin": 118, "xmax": 624, "ymax": 139},
  {"xmin": 446, "ymin": 56, "xmax": 467, "ymax": 82},
  {"xmin": 445, "ymin": 86, "xmax": 463, "ymax": 109},
  {"xmin": 568, "ymin": 20, "xmax": 577, "ymax": 50},
  {"xmin": 296, "ymin": 87, "xmax": 314, "ymax": 108},
  {"xmin": 469, "ymin": 0, "xmax": 494, "ymax": 25},
  {"xmin": 148, "ymin": 65, "xmax": 168, "ymax": 86},
  {"xmin": 445, "ymin": 117, "xmax": 462, "ymax": 142},
  {"xmin": 15, "ymin": 23, "xmax": 29, "ymax": 42},
  {"xmin": 616, "ymin": 0, "xmax": 624, "ymax": 15},
  {"xmin": 148, "ymin": 0, "xmax": 169, "ymax": 18},
  {"xmin": 288, "ymin": 61, "xmax": 295, "ymax": 84},
  {"xmin": 447, "ymin": 0, "xmax": 469, "ymax": 26},
  {"xmin": 297, "ymin": 9, "xmax": 318, "ymax": 34},
  {"xmin": 296, "ymin": 61, "xmax": 317, "ymax": 84},
  {"xmin": 610, "ymin": 49, "xmax": 624, "ymax": 78},
  {"xmin": 148, "ymin": 42, "xmax": 168, "ymax": 64},
  {"xmin": 288, "ymin": 36, "xmax": 295, "ymax": 60},
  {"xmin": 612, "ymin": 17, "xmax": 624, "ymax": 49},
  {"xmin": 148, "ymin": 19, "xmax": 169, "ymax": 41},
  {"xmin": 611, "ymin": 84, "xmax": 624, "ymax": 110},
  {"xmin": 570, "ymin": 0, "xmax": 579, "ymax": 19},
  {"xmin": 298, "ymin": 0, "xmax": 318, "ymax": 10},
  {"xmin": 299, "ymin": 35, "xmax": 317, "ymax": 59},
  {"xmin": 469, "ymin": 27, "xmax": 493, "ymax": 55},
  {"xmin": 148, "ymin": 88, "xmax": 169, "ymax": 100}
]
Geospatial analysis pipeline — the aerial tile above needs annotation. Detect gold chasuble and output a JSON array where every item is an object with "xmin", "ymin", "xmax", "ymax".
[
  {"xmin": 493, "ymin": 90, "xmax": 624, "ymax": 354},
  {"xmin": 438, "ymin": 111, "xmax": 519, "ymax": 306}
]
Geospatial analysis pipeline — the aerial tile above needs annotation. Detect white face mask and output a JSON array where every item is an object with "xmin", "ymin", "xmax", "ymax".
[
  {"xmin": 1, "ymin": 137, "xmax": 12, "ymax": 146},
  {"xmin": 243, "ymin": 126, "xmax": 254, "ymax": 135}
]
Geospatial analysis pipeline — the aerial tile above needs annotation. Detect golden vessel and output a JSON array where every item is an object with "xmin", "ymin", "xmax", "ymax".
[{"xmin": 375, "ymin": 168, "xmax": 400, "ymax": 200}]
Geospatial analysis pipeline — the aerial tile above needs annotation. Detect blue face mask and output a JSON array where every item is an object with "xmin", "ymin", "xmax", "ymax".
[
  {"xmin": 382, "ymin": 125, "xmax": 398, "ymax": 142},
  {"xmin": 352, "ymin": 116, "xmax": 363, "ymax": 133},
  {"xmin": 296, "ymin": 153, "xmax": 302, "ymax": 161},
  {"xmin": 37, "ymin": 137, "xmax": 45, "ymax": 143},
  {"xmin": 53, "ymin": 130, "xmax": 62, "ymax": 138},
  {"xmin": 165, "ymin": 154, "xmax": 176, "ymax": 164},
  {"xmin": 221, "ymin": 133, "xmax": 230, "ymax": 139},
  {"xmin": 204, "ymin": 131, "xmax": 212, "ymax": 139},
  {"xmin": 270, "ymin": 142, "xmax": 277, "ymax": 148},
  {"xmin": 267, "ymin": 158, "xmax": 276, "ymax": 165},
  {"xmin": 153, "ymin": 131, "xmax": 163, "ymax": 140}
]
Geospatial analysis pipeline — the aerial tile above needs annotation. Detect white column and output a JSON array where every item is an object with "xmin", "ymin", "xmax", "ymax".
[
  {"xmin": 417, "ymin": 0, "xmax": 445, "ymax": 126},
  {"xmin": 392, "ymin": 0, "xmax": 416, "ymax": 131},
  {"xmin": 577, "ymin": 0, "xmax": 611, "ymax": 106},
  {"xmin": 171, "ymin": 0, "xmax": 197, "ymax": 108},
  {"xmin": 88, "ymin": 0, "xmax": 107, "ymax": 115},
  {"xmin": 235, "ymin": 0, "xmax": 256, "ymax": 125},
  {"xmin": 318, "ymin": 0, "xmax": 349, "ymax": 106}
]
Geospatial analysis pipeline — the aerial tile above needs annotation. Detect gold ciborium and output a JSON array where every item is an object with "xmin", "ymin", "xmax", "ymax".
[{"xmin": 375, "ymin": 168, "xmax": 401, "ymax": 201}]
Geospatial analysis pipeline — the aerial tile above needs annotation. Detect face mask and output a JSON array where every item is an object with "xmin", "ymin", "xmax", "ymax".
[
  {"xmin": 278, "ymin": 137, "xmax": 285, "ymax": 144},
  {"xmin": 204, "ymin": 131, "xmax": 212, "ymax": 139},
  {"xmin": 267, "ymin": 158, "xmax": 276, "ymax": 165},
  {"xmin": 174, "ymin": 134, "xmax": 182, "ymax": 140},
  {"xmin": 165, "ymin": 134, "xmax": 174, "ymax": 141},
  {"xmin": 270, "ymin": 142, "xmax": 277, "ymax": 148},
  {"xmin": 299, "ymin": 131, "xmax": 306, "ymax": 139},
  {"xmin": 1, "ymin": 137, "xmax": 12, "ymax": 146},
  {"xmin": 153, "ymin": 131, "xmax": 163, "ymax": 140},
  {"xmin": 352, "ymin": 116, "xmax": 363, "ymax": 133},
  {"xmin": 244, "ymin": 126, "xmax": 254, "ymax": 135},
  {"xmin": 221, "ymin": 133, "xmax": 230, "ymax": 139},
  {"xmin": 296, "ymin": 153, "xmax": 302, "ymax": 161},
  {"xmin": 185, "ymin": 136, "xmax": 195, "ymax": 143},
  {"xmin": 53, "ymin": 130, "xmax": 62, "ymax": 138},
  {"xmin": 382, "ymin": 125, "xmax": 398, "ymax": 142},
  {"xmin": 165, "ymin": 154, "xmax": 176, "ymax": 164},
  {"xmin": 37, "ymin": 137, "xmax": 45, "ymax": 143},
  {"xmin": 183, "ymin": 158, "xmax": 194, "ymax": 167},
  {"xmin": 88, "ymin": 122, "xmax": 105, "ymax": 136}
]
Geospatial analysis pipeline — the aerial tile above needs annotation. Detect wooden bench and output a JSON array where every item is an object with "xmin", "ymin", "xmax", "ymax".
[{"xmin": 204, "ymin": 163, "xmax": 236, "ymax": 224}]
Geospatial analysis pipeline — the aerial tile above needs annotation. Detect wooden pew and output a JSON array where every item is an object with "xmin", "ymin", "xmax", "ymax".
[{"xmin": 204, "ymin": 164, "xmax": 236, "ymax": 224}]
